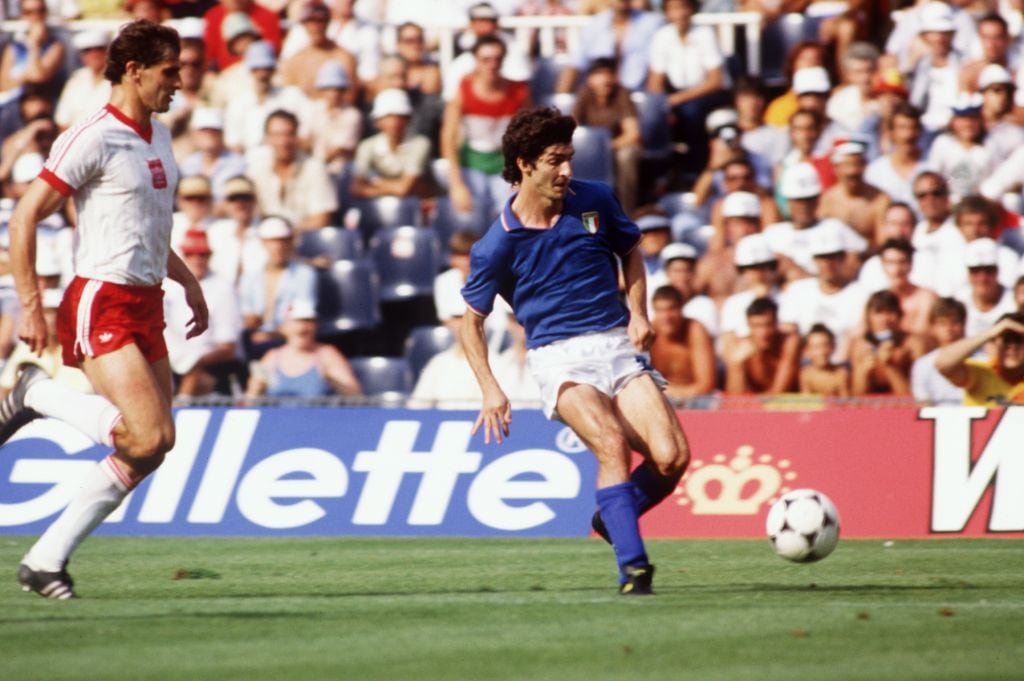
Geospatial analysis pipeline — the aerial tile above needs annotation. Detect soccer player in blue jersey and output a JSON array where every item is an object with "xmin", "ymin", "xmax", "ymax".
[{"xmin": 461, "ymin": 108, "xmax": 691, "ymax": 595}]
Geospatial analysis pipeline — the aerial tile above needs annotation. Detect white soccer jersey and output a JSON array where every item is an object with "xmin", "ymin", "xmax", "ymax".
[{"xmin": 40, "ymin": 104, "xmax": 179, "ymax": 286}]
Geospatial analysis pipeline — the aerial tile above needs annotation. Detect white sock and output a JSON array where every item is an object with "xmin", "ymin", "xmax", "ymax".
[
  {"xmin": 25, "ymin": 378, "xmax": 122, "ymax": 447},
  {"xmin": 23, "ymin": 455, "xmax": 131, "ymax": 572}
]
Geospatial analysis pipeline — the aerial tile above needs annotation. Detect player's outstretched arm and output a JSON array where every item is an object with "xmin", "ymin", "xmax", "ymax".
[
  {"xmin": 166, "ymin": 249, "xmax": 209, "ymax": 339},
  {"xmin": 9, "ymin": 178, "xmax": 66, "ymax": 355},
  {"xmin": 462, "ymin": 310, "xmax": 511, "ymax": 444},
  {"xmin": 621, "ymin": 247, "xmax": 653, "ymax": 352}
]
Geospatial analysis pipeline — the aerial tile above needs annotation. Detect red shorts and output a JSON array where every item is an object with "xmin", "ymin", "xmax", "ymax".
[{"xmin": 57, "ymin": 277, "xmax": 167, "ymax": 368}]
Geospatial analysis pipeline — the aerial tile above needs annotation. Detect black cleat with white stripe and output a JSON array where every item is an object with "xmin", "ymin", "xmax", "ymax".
[
  {"xmin": 18, "ymin": 563, "xmax": 77, "ymax": 600},
  {"xmin": 0, "ymin": 364, "xmax": 45, "ymax": 446}
]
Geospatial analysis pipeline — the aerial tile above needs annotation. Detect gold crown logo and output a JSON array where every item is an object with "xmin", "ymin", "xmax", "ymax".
[{"xmin": 675, "ymin": 445, "xmax": 798, "ymax": 515}]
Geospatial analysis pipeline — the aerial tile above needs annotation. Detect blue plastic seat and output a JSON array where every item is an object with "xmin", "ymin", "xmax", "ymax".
[
  {"xmin": 571, "ymin": 125, "xmax": 614, "ymax": 185},
  {"xmin": 316, "ymin": 258, "xmax": 381, "ymax": 334},
  {"xmin": 369, "ymin": 226, "xmax": 442, "ymax": 302},
  {"xmin": 404, "ymin": 324, "xmax": 455, "ymax": 381},
  {"xmin": 296, "ymin": 226, "xmax": 364, "ymax": 262},
  {"xmin": 349, "ymin": 356, "xmax": 414, "ymax": 399}
]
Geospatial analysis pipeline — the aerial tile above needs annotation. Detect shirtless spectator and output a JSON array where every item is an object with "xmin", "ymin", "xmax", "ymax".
[
  {"xmin": 818, "ymin": 138, "xmax": 888, "ymax": 243},
  {"xmin": 392, "ymin": 21, "xmax": 441, "ymax": 97},
  {"xmin": 649, "ymin": 243, "xmax": 719, "ymax": 339},
  {"xmin": 695, "ymin": 191, "xmax": 761, "ymax": 303},
  {"xmin": 278, "ymin": 2, "xmax": 357, "ymax": 100},
  {"xmin": 958, "ymin": 13, "xmax": 1011, "ymax": 94},
  {"xmin": 649, "ymin": 285, "xmax": 716, "ymax": 400},
  {"xmin": 868, "ymin": 238, "xmax": 938, "ymax": 336},
  {"xmin": 850, "ymin": 290, "xmax": 923, "ymax": 396},
  {"xmin": 799, "ymin": 323, "xmax": 851, "ymax": 397},
  {"xmin": 724, "ymin": 297, "xmax": 800, "ymax": 395},
  {"xmin": 720, "ymin": 233, "xmax": 781, "ymax": 361}
]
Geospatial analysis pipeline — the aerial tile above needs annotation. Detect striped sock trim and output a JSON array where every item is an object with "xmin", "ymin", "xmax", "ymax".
[{"xmin": 103, "ymin": 454, "xmax": 134, "ymax": 491}]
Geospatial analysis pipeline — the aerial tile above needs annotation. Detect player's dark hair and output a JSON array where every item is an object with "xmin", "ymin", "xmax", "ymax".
[
  {"xmin": 501, "ymin": 107, "xmax": 576, "ymax": 184},
  {"xmin": 746, "ymin": 296, "xmax": 778, "ymax": 319},
  {"xmin": 265, "ymin": 109, "xmax": 300, "ymax": 133},
  {"xmin": 929, "ymin": 297, "xmax": 967, "ymax": 324},
  {"xmin": 866, "ymin": 289, "xmax": 903, "ymax": 316},
  {"xmin": 807, "ymin": 323, "xmax": 835, "ymax": 344},
  {"xmin": 954, "ymin": 195, "xmax": 999, "ymax": 228},
  {"xmin": 879, "ymin": 238, "xmax": 914, "ymax": 259},
  {"xmin": 472, "ymin": 34, "xmax": 506, "ymax": 57},
  {"xmin": 652, "ymin": 285, "xmax": 684, "ymax": 306},
  {"xmin": 104, "ymin": 20, "xmax": 181, "ymax": 84}
]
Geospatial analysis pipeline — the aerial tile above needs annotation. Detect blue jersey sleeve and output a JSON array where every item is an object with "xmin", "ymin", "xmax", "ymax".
[
  {"xmin": 595, "ymin": 181, "xmax": 641, "ymax": 257},
  {"xmin": 461, "ymin": 225, "xmax": 512, "ymax": 316}
]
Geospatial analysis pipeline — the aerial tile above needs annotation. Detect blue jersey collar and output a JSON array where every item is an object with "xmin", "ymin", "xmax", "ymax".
[{"xmin": 500, "ymin": 182, "xmax": 577, "ymax": 232}]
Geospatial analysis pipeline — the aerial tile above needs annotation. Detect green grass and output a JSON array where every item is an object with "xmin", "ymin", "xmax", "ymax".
[{"xmin": 0, "ymin": 537, "xmax": 1021, "ymax": 681}]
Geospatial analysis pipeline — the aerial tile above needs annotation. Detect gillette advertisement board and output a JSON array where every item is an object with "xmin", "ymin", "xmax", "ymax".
[{"xmin": 0, "ymin": 407, "xmax": 1022, "ymax": 538}]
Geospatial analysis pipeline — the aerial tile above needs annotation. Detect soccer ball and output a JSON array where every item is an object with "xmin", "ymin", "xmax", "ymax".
[{"xmin": 765, "ymin": 489, "xmax": 840, "ymax": 562}]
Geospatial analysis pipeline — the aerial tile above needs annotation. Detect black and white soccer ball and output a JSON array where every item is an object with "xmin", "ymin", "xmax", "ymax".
[{"xmin": 765, "ymin": 489, "xmax": 840, "ymax": 562}]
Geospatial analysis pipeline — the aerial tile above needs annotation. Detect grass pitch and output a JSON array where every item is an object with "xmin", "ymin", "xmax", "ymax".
[{"xmin": 0, "ymin": 536, "xmax": 1021, "ymax": 681}]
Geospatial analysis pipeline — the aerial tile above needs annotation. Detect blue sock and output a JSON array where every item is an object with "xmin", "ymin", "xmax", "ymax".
[
  {"xmin": 630, "ymin": 463, "xmax": 682, "ymax": 516},
  {"xmin": 595, "ymin": 482, "xmax": 648, "ymax": 583}
]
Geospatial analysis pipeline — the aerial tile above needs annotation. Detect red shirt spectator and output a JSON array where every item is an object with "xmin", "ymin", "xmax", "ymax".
[{"xmin": 204, "ymin": 0, "xmax": 283, "ymax": 71}]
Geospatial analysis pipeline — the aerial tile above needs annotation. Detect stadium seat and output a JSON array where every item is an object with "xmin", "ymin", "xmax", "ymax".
[
  {"xmin": 296, "ymin": 226, "xmax": 364, "ymax": 262},
  {"xmin": 539, "ymin": 92, "xmax": 576, "ymax": 115},
  {"xmin": 529, "ymin": 54, "xmax": 570, "ymax": 102},
  {"xmin": 404, "ymin": 324, "xmax": 455, "ymax": 381},
  {"xmin": 630, "ymin": 91, "xmax": 672, "ymax": 159},
  {"xmin": 348, "ymin": 356, "xmax": 415, "ymax": 400},
  {"xmin": 370, "ymin": 226, "xmax": 442, "ymax": 302},
  {"xmin": 316, "ymin": 258, "xmax": 381, "ymax": 334},
  {"xmin": 571, "ymin": 126, "xmax": 614, "ymax": 185},
  {"xmin": 350, "ymin": 195, "xmax": 422, "ymax": 241}
]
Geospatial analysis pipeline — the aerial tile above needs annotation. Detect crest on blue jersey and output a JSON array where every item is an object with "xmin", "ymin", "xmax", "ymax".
[{"xmin": 581, "ymin": 211, "xmax": 599, "ymax": 234}]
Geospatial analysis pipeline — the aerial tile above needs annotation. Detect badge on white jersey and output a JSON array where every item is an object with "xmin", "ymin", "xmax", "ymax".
[
  {"xmin": 581, "ymin": 211, "xmax": 599, "ymax": 234},
  {"xmin": 148, "ymin": 159, "xmax": 168, "ymax": 189}
]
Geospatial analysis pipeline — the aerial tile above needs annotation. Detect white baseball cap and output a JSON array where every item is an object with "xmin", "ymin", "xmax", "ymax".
[
  {"xmin": 659, "ymin": 242, "xmax": 698, "ymax": 264},
  {"xmin": 286, "ymin": 300, "xmax": 318, "ymax": 321},
  {"xmin": 244, "ymin": 41, "xmax": 277, "ymax": 70},
  {"xmin": 829, "ymin": 137, "xmax": 868, "ymax": 162},
  {"xmin": 808, "ymin": 222, "xmax": 846, "ymax": 257},
  {"xmin": 258, "ymin": 216, "xmax": 294, "ymax": 240},
  {"xmin": 190, "ymin": 107, "xmax": 224, "ymax": 131},
  {"xmin": 722, "ymin": 191, "xmax": 761, "ymax": 219},
  {"xmin": 72, "ymin": 29, "xmax": 109, "ymax": 51},
  {"xmin": 965, "ymin": 238, "xmax": 999, "ymax": 268},
  {"xmin": 371, "ymin": 88, "xmax": 413, "ymax": 118},
  {"xmin": 979, "ymin": 63, "xmax": 1013, "ymax": 90},
  {"xmin": 636, "ymin": 214, "xmax": 672, "ymax": 232},
  {"xmin": 780, "ymin": 163, "xmax": 822, "ymax": 200},
  {"xmin": 734, "ymin": 234, "xmax": 776, "ymax": 267},
  {"xmin": 793, "ymin": 67, "xmax": 831, "ymax": 95},
  {"xmin": 706, "ymin": 108, "xmax": 739, "ymax": 134},
  {"xmin": 919, "ymin": 1, "xmax": 955, "ymax": 33},
  {"xmin": 176, "ymin": 17, "xmax": 206, "ymax": 41}
]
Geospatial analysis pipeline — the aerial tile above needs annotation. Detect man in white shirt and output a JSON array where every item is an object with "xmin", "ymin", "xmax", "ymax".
[
  {"xmin": 953, "ymin": 238, "xmax": 1018, "ymax": 337},
  {"xmin": 719, "ymin": 233, "xmax": 780, "ymax": 358},
  {"xmin": 54, "ymin": 30, "xmax": 111, "ymax": 130}
]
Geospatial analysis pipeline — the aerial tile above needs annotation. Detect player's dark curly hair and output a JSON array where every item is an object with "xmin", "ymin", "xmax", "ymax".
[
  {"xmin": 104, "ymin": 20, "xmax": 181, "ymax": 84},
  {"xmin": 501, "ymin": 107, "xmax": 576, "ymax": 185}
]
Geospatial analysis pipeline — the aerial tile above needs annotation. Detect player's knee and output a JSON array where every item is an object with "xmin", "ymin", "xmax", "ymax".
[
  {"xmin": 123, "ymin": 423, "xmax": 175, "ymax": 463},
  {"xmin": 651, "ymin": 438, "xmax": 690, "ymax": 478}
]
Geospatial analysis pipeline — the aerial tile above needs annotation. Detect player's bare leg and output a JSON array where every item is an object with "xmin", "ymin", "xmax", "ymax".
[
  {"xmin": 556, "ymin": 382, "xmax": 654, "ymax": 594},
  {"xmin": 18, "ymin": 344, "xmax": 175, "ymax": 598}
]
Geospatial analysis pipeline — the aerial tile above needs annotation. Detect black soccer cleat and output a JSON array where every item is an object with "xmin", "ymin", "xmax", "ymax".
[
  {"xmin": 619, "ymin": 563, "xmax": 655, "ymax": 596},
  {"xmin": 0, "ymin": 364, "xmax": 46, "ymax": 446},
  {"xmin": 18, "ymin": 563, "xmax": 77, "ymax": 600},
  {"xmin": 591, "ymin": 511, "xmax": 612, "ymax": 544}
]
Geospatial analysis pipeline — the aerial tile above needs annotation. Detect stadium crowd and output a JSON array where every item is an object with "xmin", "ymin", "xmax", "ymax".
[{"xmin": 1, "ymin": 0, "xmax": 1024, "ymax": 407}]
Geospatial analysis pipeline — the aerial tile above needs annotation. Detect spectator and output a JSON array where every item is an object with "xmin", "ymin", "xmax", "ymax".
[
  {"xmin": 864, "ymin": 103, "xmax": 927, "ymax": 206},
  {"xmin": 764, "ymin": 41, "xmax": 828, "ymax": 128},
  {"xmin": 777, "ymin": 108, "xmax": 833, "ymax": 211},
  {"xmin": 734, "ymin": 77, "xmax": 788, "ymax": 168},
  {"xmin": 818, "ymin": 137, "xmax": 888, "ymax": 242},
  {"xmin": 958, "ymin": 13, "xmax": 1012, "ymax": 94},
  {"xmin": 443, "ymin": 2, "xmax": 530, "ymax": 101},
  {"xmin": 954, "ymin": 238, "xmax": 1017, "ymax": 337},
  {"xmin": 0, "ymin": 0, "xmax": 66, "ymax": 98},
  {"xmin": 440, "ymin": 34, "xmax": 530, "ymax": 221},
  {"xmin": 909, "ymin": 171, "xmax": 958, "ymax": 294},
  {"xmin": 387, "ymin": 21, "xmax": 441, "ymax": 97},
  {"xmin": 798, "ymin": 323, "xmax": 850, "ymax": 397},
  {"xmin": 0, "ymin": 112, "xmax": 56, "ymax": 185},
  {"xmin": 935, "ymin": 311, "xmax": 1024, "ymax": 406},
  {"xmin": 246, "ymin": 109, "xmax": 338, "ymax": 230},
  {"xmin": 246, "ymin": 299, "xmax": 362, "ymax": 398},
  {"xmin": 911, "ymin": 297, "xmax": 966, "ymax": 405},
  {"xmin": 177, "ymin": 107, "xmax": 247, "ymax": 204},
  {"xmin": 646, "ymin": 0, "xmax": 727, "ymax": 172},
  {"xmin": 948, "ymin": 196, "xmax": 1019, "ymax": 294},
  {"xmin": 434, "ymin": 229, "xmax": 508, "ymax": 352},
  {"xmin": 203, "ymin": 0, "xmax": 282, "ymax": 72},
  {"xmin": 350, "ymin": 88, "xmax": 433, "ymax": 199},
  {"xmin": 720, "ymin": 233, "xmax": 781, "ymax": 359},
  {"xmin": 826, "ymin": 42, "xmax": 880, "ymax": 134},
  {"xmin": 238, "ymin": 216, "xmax": 318, "ymax": 354},
  {"xmin": 572, "ymin": 58, "xmax": 642, "ymax": 214},
  {"xmin": 850, "ymin": 290, "xmax": 923, "ymax": 396},
  {"xmin": 636, "ymin": 213, "xmax": 673, "ymax": 275},
  {"xmin": 695, "ymin": 190, "xmax": 761, "ymax": 302},
  {"xmin": 160, "ymin": 39, "xmax": 217, "ymax": 160},
  {"xmin": 724, "ymin": 297, "xmax": 800, "ymax": 395},
  {"xmin": 278, "ymin": 1, "xmax": 356, "ymax": 100},
  {"xmin": 409, "ymin": 287, "xmax": 485, "ymax": 409},
  {"xmin": 649, "ymin": 285, "xmax": 715, "ymax": 400},
  {"xmin": 908, "ymin": 1, "xmax": 963, "ymax": 135},
  {"xmin": 858, "ymin": 67, "xmax": 910, "ymax": 160},
  {"xmin": 0, "ymin": 288, "xmax": 90, "ymax": 399},
  {"xmin": 308, "ymin": 60, "xmax": 363, "ymax": 179},
  {"xmin": 281, "ymin": 0, "xmax": 380, "ymax": 85},
  {"xmin": 224, "ymin": 41, "xmax": 312, "ymax": 154},
  {"xmin": 206, "ymin": 175, "xmax": 264, "ymax": 283},
  {"xmin": 164, "ymin": 229, "xmax": 243, "ymax": 397},
  {"xmin": 790, "ymin": 66, "xmax": 847, "ymax": 155},
  {"xmin": 207, "ymin": 12, "xmax": 263, "ymax": 109},
  {"xmin": 370, "ymin": 53, "xmax": 444, "ymax": 153},
  {"xmin": 883, "ymin": 0, "xmax": 977, "ymax": 75},
  {"xmin": 555, "ymin": 0, "xmax": 662, "ymax": 93},
  {"xmin": 647, "ymin": 240, "xmax": 719, "ymax": 338},
  {"xmin": 695, "ymin": 150, "xmax": 778, "ymax": 246},
  {"xmin": 926, "ymin": 93, "xmax": 994, "ymax": 202},
  {"xmin": 54, "ymin": 29, "xmax": 110, "ymax": 130},
  {"xmin": 865, "ymin": 238, "xmax": 938, "ymax": 337},
  {"xmin": 171, "ymin": 175, "xmax": 216, "ymax": 246},
  {"xmin": 778, "ymin": 225, "xmax": 869, "ymax": 362},
  {"xmin": 977, "ymin": 64, "xmax": 1024, "ymax": 168}
]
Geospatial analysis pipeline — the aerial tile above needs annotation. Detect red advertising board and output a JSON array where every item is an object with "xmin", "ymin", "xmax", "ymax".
[{"xmin": 641, "ymin": 406, "xmax": 1024, "ymax": 539}]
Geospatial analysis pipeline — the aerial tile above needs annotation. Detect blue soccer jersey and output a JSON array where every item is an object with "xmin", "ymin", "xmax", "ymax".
[{"xmin": 461, "ymin": 179, "xmax": 642, "ymax": 349}]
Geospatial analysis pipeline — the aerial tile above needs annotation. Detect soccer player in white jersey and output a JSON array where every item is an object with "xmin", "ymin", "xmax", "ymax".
[
  {"xmin": 461, "ymin": 109, "xmax": 691, "ymax": 595},
  {"xmin": 1, "ymin": 20, "xmax": 209, "ymax": 599}
]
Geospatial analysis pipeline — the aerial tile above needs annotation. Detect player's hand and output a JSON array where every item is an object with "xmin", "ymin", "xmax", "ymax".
[
  {"xmin": 628, "ymin": 315, "xmax": 654, "ymax": 352},
  {"xmin": 183, "ymin": 280, "xmax": 209, "ymax": 339},
  {"xmin": 472, "ymin": 387, "xmax": 511, "ymax": 445},
  {"xmin": 451, "ymin": 182, "xmax": 474, "ymax": 215},
  {"xmin": 17, "ymin": 306, "xmax": 48, "ymax": 357}
]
